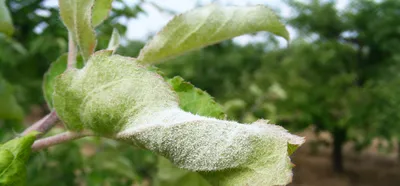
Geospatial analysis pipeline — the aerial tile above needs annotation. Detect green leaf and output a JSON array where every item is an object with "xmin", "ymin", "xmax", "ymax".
[
  {"xmin": 0, "ymin": 34, "xmax": 27, "ymax": 55},
  {"xmin": 59, "ymin": 0, "xmax": 97, "ymax": 61},
  {"xmin": 138, "ymin": 4, "xmax": 289, "ymax": 64},
  {"xmin": 0, "ymin": 0, "xmax": 14, "ymax": 36},
  {"xmin": 287, "ymin": 143, "xmax": 300, "ymax": 156},
  {"xmin": 0, "ymin": 132, "xmax": 37, "ymax": 186},
  {"xmin": 91, "ymin": 152, "xmax": 138, "ymax": 180},
  {"xmin": 168, "ymin": 76, "xmax": 225, "ymax": 119},
  {"xmin": 106, "ymin": 28, "xmax": 120, "ymax": 53},
  {"xmin": 53, "ymin": 51, "xmax": 304, "ymax": 185},
  {"xmin": 155, "ymin": 156, "xmax": 211, "ymax": 186},
  {"xmin": 43, "ymin": 54, "xmax": 84, "ymax": 109},
  {"xmin": 157, "ymin": 76, "xmax": 225, "ymax": 186},
  {"xmin": 0, "ymin": 76, "xmax": 23, "ymax": 120},
  {"xmin": 0, "ymin": 149, "xmax": 13, "ymax": 171},
  {"xmin": 92, "ymin": 0, "xmax": 113, "ymax": 27},
  {"xmin": 43, "ymin": 54, "xmax": 67, "ymax": 109}
]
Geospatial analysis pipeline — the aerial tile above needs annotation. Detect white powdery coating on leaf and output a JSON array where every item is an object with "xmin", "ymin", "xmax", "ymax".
[
  {"xmin": 53, "ymin": 50, "xmax": 178, "ymax": 132},
  {"xmin": 53, "ymin": 51, "xmax": 304, "ymax": 185},
  {"xmin": 118, "ymin": 108, "xmax": 252, "ymax": 170},
  {"xmin": 117, "ymin": 108, "xmax": 304, "ymax": 185}
]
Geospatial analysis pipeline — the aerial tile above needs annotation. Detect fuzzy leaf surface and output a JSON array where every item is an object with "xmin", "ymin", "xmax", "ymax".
[
  {"xmin": 43, "ymin": 54, "xmax": 84, "ymax": 108},
  {"xmin": 138, "ymin": 4, "xmax": 289, "ymax": 64},
  {"xmin": 53, "ymin": 51, "xmax": 303, "ymax": 185},
  {"xmin": 157, "ymin": 76, "xmax": 226, "ymax": 186}
]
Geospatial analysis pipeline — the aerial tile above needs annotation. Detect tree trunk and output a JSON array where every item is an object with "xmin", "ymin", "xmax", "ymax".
[
  {"xmin": 332, "ymin": 127, "xmax": 346, "ymax": 173},
  {"xmin": 397, "ymin": 139, "xmax": 400, "ymax": 162}
]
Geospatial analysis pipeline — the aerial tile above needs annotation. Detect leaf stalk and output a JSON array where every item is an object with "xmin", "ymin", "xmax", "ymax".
[
  {"xmin": 67, "ymin": 32, "xmax": 77, "ymax": 68},
  {"xmin": 31, "ymin": 131, "xmax": 94, "ymax": 151},
  {"xmin": 22, "ymin": 110, "xmax": 59, "ymax": 137}
]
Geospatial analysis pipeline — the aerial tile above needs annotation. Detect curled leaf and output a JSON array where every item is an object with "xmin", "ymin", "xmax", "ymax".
[
  {"xmin": 156, "ymin": 76, "xmax": 226, "ymax": 186},
  {"xmin": 138, "ymin": 4, "xmax": 289, "ymax": 64},
  {"xmin": 53, "ymin": 51, "xmax": 304, "ymax": 185}
]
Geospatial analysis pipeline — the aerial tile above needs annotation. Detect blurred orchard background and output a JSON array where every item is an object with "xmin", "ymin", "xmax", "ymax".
[{"xmin": 1, "ymin": 0, "xmax": 400, "ymax": 185}]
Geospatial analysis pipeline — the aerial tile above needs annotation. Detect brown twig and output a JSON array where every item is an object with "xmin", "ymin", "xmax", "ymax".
[
  {"xmin": 22, "ymin": 110, "xmax": 59, "ymax": 137},
  {"xmin": 31, "ymin": 131, "xmax": 94, "ymax": 151}
]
